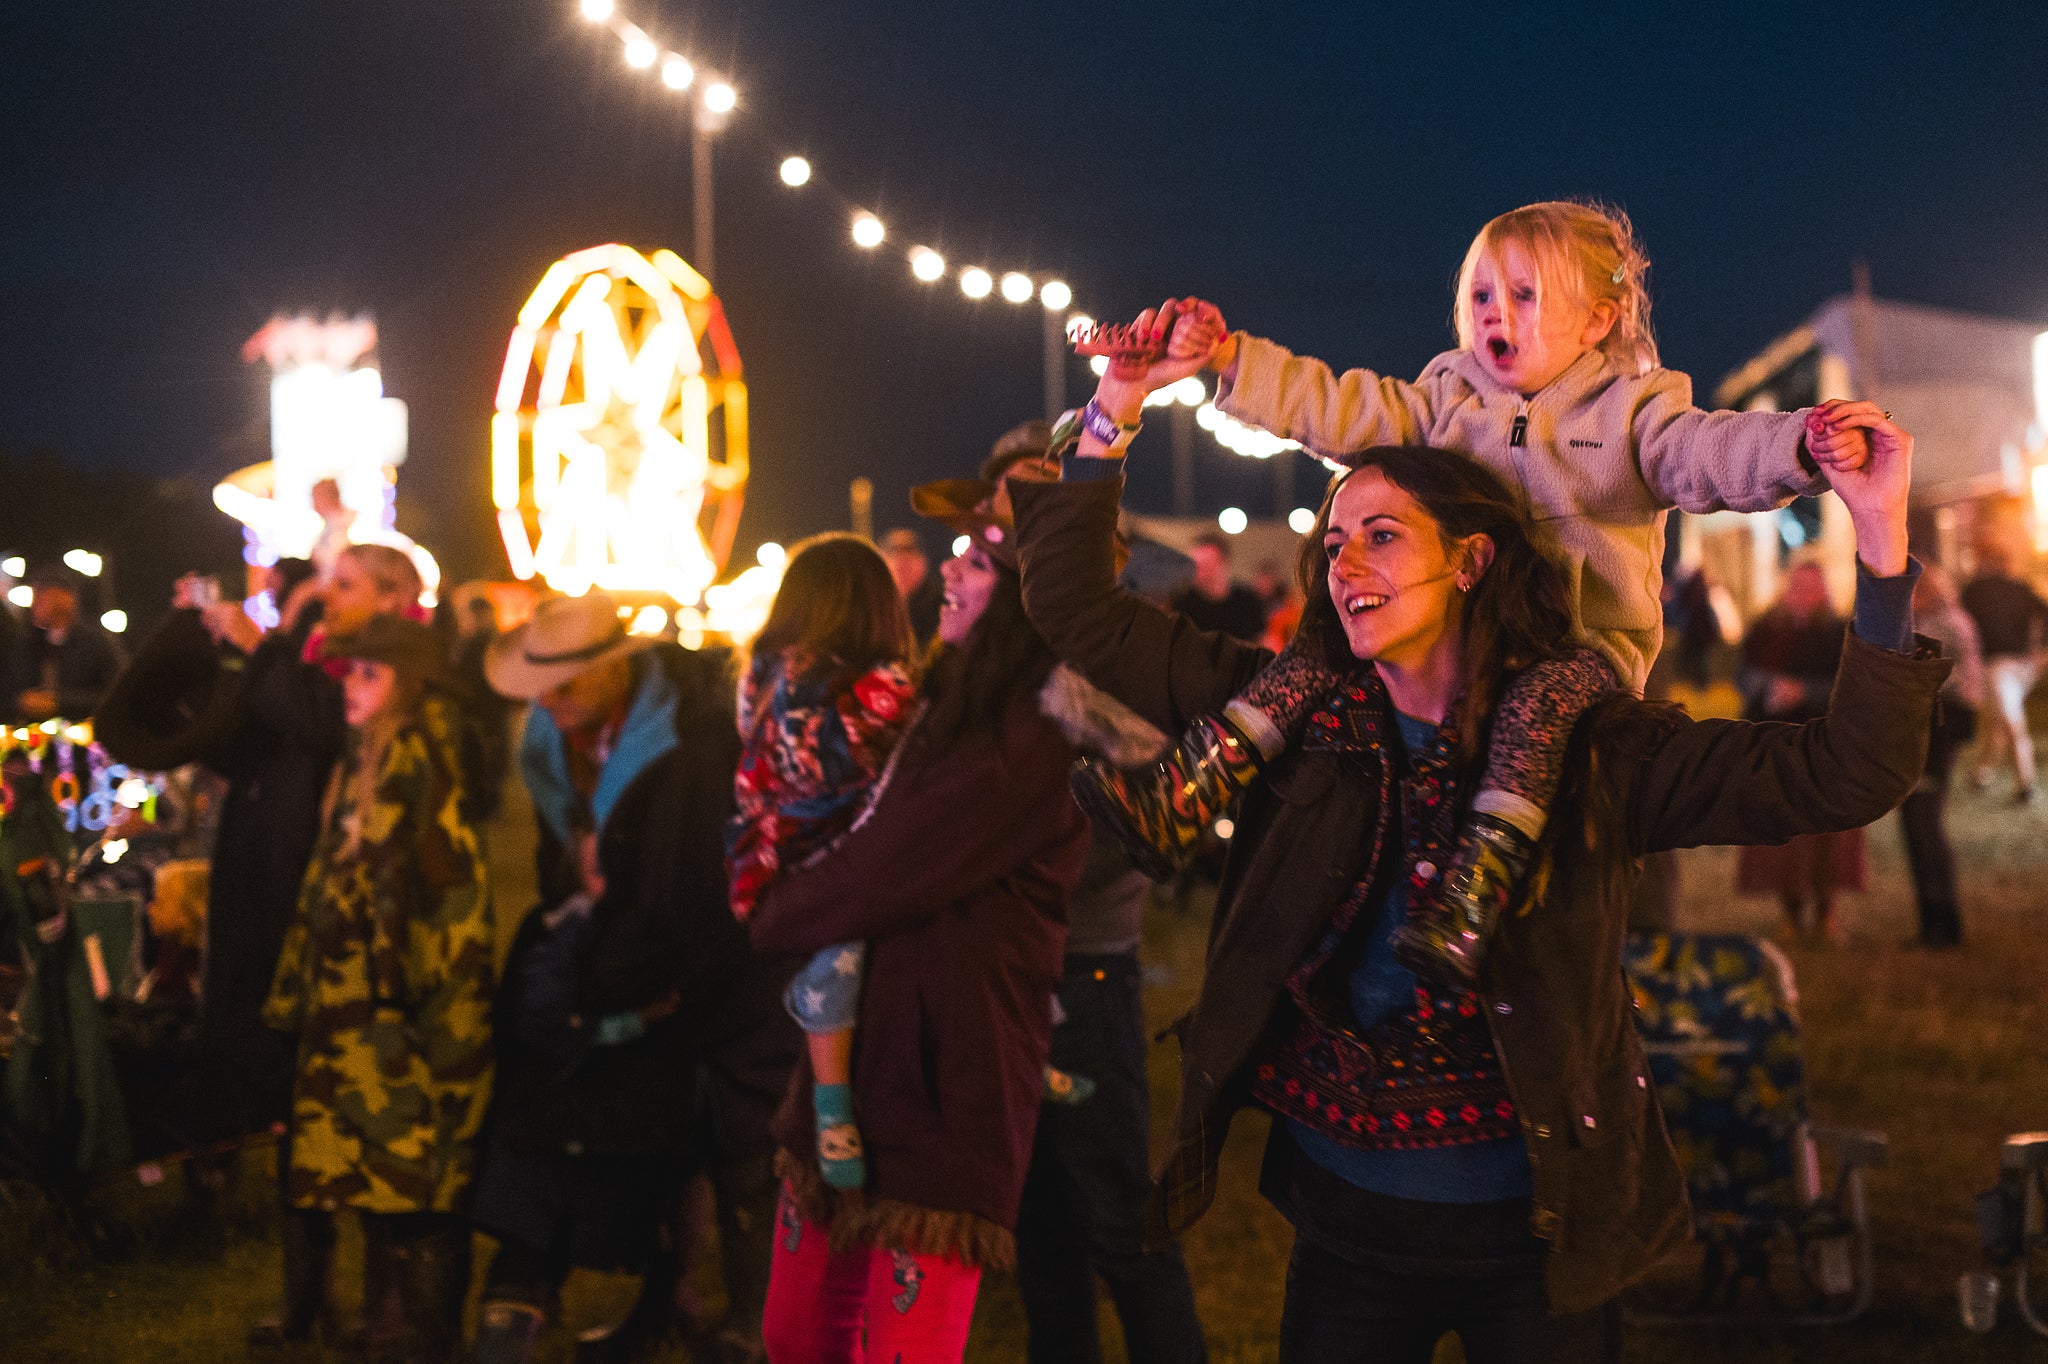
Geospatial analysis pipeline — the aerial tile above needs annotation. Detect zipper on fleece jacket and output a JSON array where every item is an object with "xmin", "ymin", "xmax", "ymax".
[{"xmin": 1509, "ymin": 399, "xmax": 1529, "ymax": 448}]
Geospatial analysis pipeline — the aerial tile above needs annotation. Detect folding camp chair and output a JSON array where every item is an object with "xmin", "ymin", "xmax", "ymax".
[
  {"xmin": 1971, "ymin": 1132, "xmax": 2048, "ymax": 1335},
  {"xmin": 1622, "ymin": 932, "xmax": 1886, "ymax": 1324}
]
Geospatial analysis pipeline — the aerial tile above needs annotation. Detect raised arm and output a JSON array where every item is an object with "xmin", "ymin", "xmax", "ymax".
[
  {"xmin": 1634, "ymin": 409, "xmax": 1948, "ymax": 849},
  {"xmin": 1211, "ymin": 333, "xmax": 1433, "ymax": 457},
  {"xmin": 1631, "ymin": 369, "xmax": 1839, "ymax": 514}
]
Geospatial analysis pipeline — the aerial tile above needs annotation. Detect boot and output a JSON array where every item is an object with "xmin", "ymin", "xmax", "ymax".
[
  {"xmin": 1390, "ymin": 813, "xmax": 1535, "ymax": 989},
  {"xmin": 247, "ymin": 1208, "xmax": 337, "ymax": 1348},
  {"xmin": 1069, "ymin": 712, "xmax": 1263, "ymax": 881},
  {"xmin": 471, "ymin": 1301, "xmax": 546, "ymax": 1364},
  {"xmin": 710, "ymin": 1154, "xmax": 778, "ymax": 1364},
  {"xmin": 387, "ymin": 1217, "xmax": 471, "ymax": 1364},
  {"xmin": 574, "ymin": 1252, "xmax": 676, "ymax": 1364},
  {"xmin": 352, "ymin": 1213, "xmax": 408, "ymax": 1356}
]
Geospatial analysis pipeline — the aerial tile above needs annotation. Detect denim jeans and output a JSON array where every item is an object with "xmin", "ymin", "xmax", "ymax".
[
  {"xmin": 1262, "ymin": 1125, "xmax": 1618, "ymax": 1364},
  {"xmin": 1277, "ymin": 1234, "xmax": 1621, "ymax": 1364},
  {"xmin": 1015, "ymin": 951, "xmax": 1207, "ymax": 1364}
]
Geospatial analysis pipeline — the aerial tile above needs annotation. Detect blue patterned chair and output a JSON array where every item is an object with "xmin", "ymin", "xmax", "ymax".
[{"xmin": 1623, "ymin": 932, "xmax": 1886, "ymax": 1323}]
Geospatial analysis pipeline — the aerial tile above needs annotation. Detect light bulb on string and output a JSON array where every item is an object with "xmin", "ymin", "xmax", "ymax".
[
  {"xmin": 1039, "ymin": 280, "xmax": 1072, "ymax": 311},
  {"xmin": 999, "ymin": 272, "xmax": 1034, "ymax": 304},
  {"xmin": 622, "ymin": 30, "xmax": 657, "ymax": 68},
  {"xmin": 909, "ymin": 247, "xmax": 946, "ymax": 282},
  {"xmin": 960, "ymin": 267, "xmax": 993, "ymax": 299},
  {"xmin": 1064, "ymin": 313, "xmax": 1094, "ymax": 341},
  {"xmin": 580, "ymin": 0, "xmax": 614, "ymax": 21},
  {"xmin": 851, "ymin": 213, "xmax": 885, "ymax": 248},
  {"xmin": 704, "ymin": 81, "xmax": 736, "ymax": 113},
  {"xmin": 1288, "ymin": 507, "xmax": 1317, "ymax": 534},
  {"xmin": 661, "ymin": 55, "xmax": 694, "ymax": 89},
  {"xmin": 1218, "ymin": 507, "xmax": 1249, "ymax": 535},
  {"xmin": 779, "ymin": 156, "xmax": 811, "ymax": 187}
]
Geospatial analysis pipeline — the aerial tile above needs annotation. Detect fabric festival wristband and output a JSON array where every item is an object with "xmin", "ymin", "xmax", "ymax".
[{"xmin": 1081, "ymin": 398, "xmax": 1142, "ymax": 453}]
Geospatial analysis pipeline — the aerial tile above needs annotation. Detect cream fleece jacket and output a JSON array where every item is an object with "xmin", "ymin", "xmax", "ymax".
[{"xmin": 1215, "ymin": 335, "xmax": 1829, "ymax": 690}]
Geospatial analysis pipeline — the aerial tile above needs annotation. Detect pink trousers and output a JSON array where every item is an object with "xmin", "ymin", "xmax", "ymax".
[{"xmin": 761, "ymin": 1186, "xmax": 984, "ymax": 1364}]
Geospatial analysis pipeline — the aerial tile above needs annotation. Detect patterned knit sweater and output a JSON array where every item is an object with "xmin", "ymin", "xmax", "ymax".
[{"xmin": 725, "ymin": 648, "xmax": 917, "ymax": 923}]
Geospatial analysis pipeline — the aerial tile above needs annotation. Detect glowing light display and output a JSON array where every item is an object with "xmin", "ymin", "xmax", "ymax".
[
  {"xmin": 215, "ymin": 315, "xmax": 440, "ymax": 602},
  {"xmin": 493, "ymin": 243, "xmax": 752, "ymax": 606}
]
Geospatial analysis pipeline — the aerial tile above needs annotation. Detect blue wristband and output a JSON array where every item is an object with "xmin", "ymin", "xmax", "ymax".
[{"xmin": 1081, "ymin": 398, "xmax": 1141, "ymax": 452}]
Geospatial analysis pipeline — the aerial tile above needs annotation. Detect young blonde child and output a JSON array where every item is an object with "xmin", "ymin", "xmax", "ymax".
[{"xmin": 1072, "ymin": 200, "xmax": 1882, "ymax": 986}]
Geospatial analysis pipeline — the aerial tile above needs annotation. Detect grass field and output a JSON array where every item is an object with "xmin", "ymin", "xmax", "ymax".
[{"xmin": 6, "ymin": 762, "xmax": 2048, "ymax": 1360}]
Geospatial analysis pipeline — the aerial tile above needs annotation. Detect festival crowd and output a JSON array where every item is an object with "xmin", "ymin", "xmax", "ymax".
[{"xmin": 3, "ymin": 200, "xmax": 2040, "ymax": 1364}]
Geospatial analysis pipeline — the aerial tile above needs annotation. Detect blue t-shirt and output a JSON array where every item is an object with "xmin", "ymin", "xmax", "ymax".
[{"xmin": 1288, "ymin": 710, "xmax": 1533, "ymax": 1204}]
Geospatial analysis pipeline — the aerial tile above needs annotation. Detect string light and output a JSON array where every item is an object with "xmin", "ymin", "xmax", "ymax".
[
  {"xmin": 100, "ymin": 610, "xmax": 128, "ymax": 634},
  {"xmin": 1288, "ymin": 507, "xmax": 1317, "ymax": 534},
  {"xmin": 1218, "ymin": 507, "xmax": 1249, "ymax": 535},
  {"xmin": 575, "ymin": 4, "xmax": 1306, "ymax": 493}
]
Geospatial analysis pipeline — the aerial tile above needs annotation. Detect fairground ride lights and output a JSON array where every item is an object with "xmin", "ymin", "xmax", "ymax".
[{"xmin": 493, "ymin": 243, "xmax": 781, "ymax": 634}]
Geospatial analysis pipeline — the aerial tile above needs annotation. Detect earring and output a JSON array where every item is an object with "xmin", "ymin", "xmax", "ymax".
[{"xmin": 1455, "ymin": 577, "xmax": 1471, "ymax": 593}]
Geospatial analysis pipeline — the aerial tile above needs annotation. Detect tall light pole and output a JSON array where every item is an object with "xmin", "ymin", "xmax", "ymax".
[
  {"xmin": 692, "ymin": 81, "xmax": 733, "ymax": 279},
  {"xmin": 1038, "ymin": 280, "xmax": 1074, "ymax": 421}
]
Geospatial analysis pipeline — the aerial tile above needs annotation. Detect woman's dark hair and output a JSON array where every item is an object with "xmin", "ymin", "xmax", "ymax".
[
  {"xmin": 751, "ymin": 533, "xmax": 916, "ymax": 681},
  {"xmin": 1293, "ymin": 446, "xmax": 1579, "ymax": 766},
  {"xmin": 916, "ymin": 562, "xmax": 1056, "ymax": 756}
]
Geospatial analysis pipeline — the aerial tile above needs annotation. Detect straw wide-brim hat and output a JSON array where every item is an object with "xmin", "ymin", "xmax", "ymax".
[{"xmin": 483, "ymin": 592, "xmax": 658, "ymax": 700}]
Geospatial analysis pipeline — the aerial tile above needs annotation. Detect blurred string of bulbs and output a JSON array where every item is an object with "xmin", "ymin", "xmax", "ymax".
[{"xmin": 572, "ymin": 0, "xmax": 1299, "ymax": 467}]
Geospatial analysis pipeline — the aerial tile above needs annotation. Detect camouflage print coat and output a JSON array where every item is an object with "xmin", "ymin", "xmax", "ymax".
[{"xmin": 264, "ymin": 696, "xmax": 495, "ymax": 1214}]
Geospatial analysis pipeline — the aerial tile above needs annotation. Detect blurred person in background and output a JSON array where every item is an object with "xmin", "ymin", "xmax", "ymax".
[
  {"xmin": 1961, "ymin": 541, "xmax": 2048, "ymax": 804},
  {"xmin": 881, "ymin": 528, "xmax": 942, "ymax": 644},
  {"xmin": 263, "ymin": 615, "xmax": 493, "ymax": 1361},
  {"xmin": 472, "ymin": 593, "xmax": 793, "ymax": 1364},
  {"xmin": 2, "ymin": 564, "xmax": 124, "ymax": 723},
  {"xmin": 1735, "ymin": 561, "xmax": 1866, "ymax": 942},
  {"xmin": 1901, "ymin": 565, "xmax": 1984, "ymax": 947},
  {"xmin": 195, "ymin": 543, "xmax": 428, "ymax": 1349},
  {"xmin": 450, "ymin": 586, "xmax": 512, "ymax": 822},
  {"xmin": 1171, "ymin": 531, "xmax": 1267, "ymax": 646}
]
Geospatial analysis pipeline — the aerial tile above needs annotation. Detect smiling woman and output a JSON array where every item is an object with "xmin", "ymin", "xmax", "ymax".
[{"xmin": 1008, "ymin": 381, "xmax": 1943, "ymax": 1360}]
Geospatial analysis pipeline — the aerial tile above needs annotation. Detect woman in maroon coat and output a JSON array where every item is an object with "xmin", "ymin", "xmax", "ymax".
[{"xmin": 749, "ymin": 477, "xmax": 1132, "ymax": 1364}]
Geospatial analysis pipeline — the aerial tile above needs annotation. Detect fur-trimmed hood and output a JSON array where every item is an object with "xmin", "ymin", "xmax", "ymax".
[{"xmin": 1036, "ymin": 663, "xmax": 1166, "ymax": 767}]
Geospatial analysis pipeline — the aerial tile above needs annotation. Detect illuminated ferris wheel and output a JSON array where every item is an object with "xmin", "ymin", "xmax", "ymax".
[{"xmin": 492, "ymin": 243, "xmax": 749, "ymax": 602}]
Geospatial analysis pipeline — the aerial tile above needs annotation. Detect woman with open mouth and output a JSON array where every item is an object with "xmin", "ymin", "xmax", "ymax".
[{"xmin": 1006, "ymin": 359, "xmax": 1941, "ymax": 1362}]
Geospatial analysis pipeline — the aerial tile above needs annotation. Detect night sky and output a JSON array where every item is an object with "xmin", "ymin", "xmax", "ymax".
[{"xmin": 6, "ymin": 0, "xmax": 2047, "ymax": 586}]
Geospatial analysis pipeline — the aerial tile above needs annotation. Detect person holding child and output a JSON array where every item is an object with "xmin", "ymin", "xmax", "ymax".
[
  {"xmin": 1073, "ymin": 201, "xmax": 1876, "ymax": 996},
  {"xmin": 747, "ymin": 474, "xmax": 1161, "ymax": 1364},
  {"xmin": 1009, "ymin": 315, "xmax": 1939, "ymax": 1358}
]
